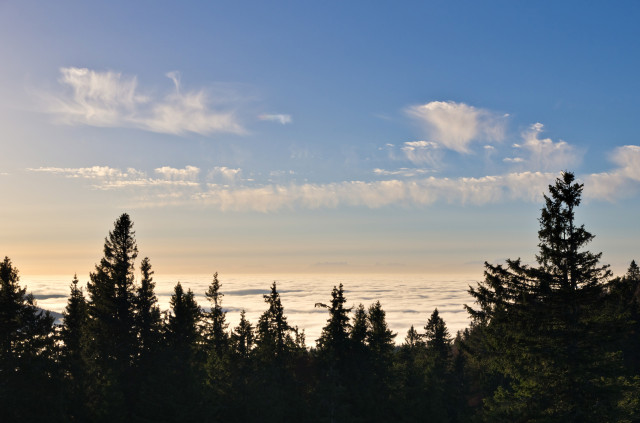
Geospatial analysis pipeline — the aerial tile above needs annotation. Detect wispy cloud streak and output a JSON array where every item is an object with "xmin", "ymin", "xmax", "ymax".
[
  {"xmin": 44, "ymin": 68, "xmax": 245, "ymax": 135},
  {"xmin": 258, "ymin": 114, "xmax": 292, "ymax": 124},
  {"xmin": 28, "ymin": 145, "xmax": 640, "ymax": 211}
]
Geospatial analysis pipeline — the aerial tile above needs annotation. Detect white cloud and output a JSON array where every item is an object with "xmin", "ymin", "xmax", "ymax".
[
  {"xmin": 406, "ymin": 101, "xmax": 507, "ymax": 153},
  {"xmin": 258, "ymin": 114, "xmax": 292, "ymax": 124},
  {"xmin": 401, "ymin": 140, "xmax": 443, "ymax": 166},
  {"xmin": 155, "ymin": 165, "xmax": 200, "ymax": 181},
  {"xmin": 611, "ymin": 145, "xmax": 640, "ymax": 181},
  {"xmin": 28, "ymin": 146, "xmax": 640, "ymax": 211},
  {"xmin": 207, "ymin": 166, "xmax": 242, "ymax": 182},
  {"xmin": 503, "ymin": 157, "xmax": 524, "ymax": 163},
  {"xmin": 584, "ymin": 145, "xmax": 640, "ymax": 200},
  {"xmin": 373, "ymin": 168, "xmax": 432, "ymax": 178},
  {"xmin": 193, "ymin": 172, "xmax": 557, "ymax": 212},
  {"xmin": 45, "ymin": 67, "xmax": 245, "ymax": 135},
  {"xmin": 512, "ymin": 123, "xmax": 579, "ymax": 171},
  {"xmin": 26, "ymin": 166, "xmax": 199, "ymax": 190},
  {"xmin": 28, "ymin": 165, "xmax": 144, "ymax": 180}
]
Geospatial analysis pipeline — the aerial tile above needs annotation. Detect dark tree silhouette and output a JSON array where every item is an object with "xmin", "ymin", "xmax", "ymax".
[
  {"xmin": 134, "ymin": 256, "xmax": 161, "ymax": 360},
  {"xmin": 167, "ymin": 282, "xmax": 202, "ymax": 353},
  {"xmin": 466, "ymin": 172, "xmax": 631, "ymax": 421},
  {"xmin": 59, "ymin": 274, "xmax": 88, "ymax": 420},
  {"xmin": 255, "ymin": 281, "xmax": 296, "ymax": 359},
  {"xmin": 0, "ymin": 256, "xmax": 60, "ymax": 422},
  {"xmin": 316, "ymin": 283, "xmax": 351, "ymax": 359},
  {"xmin": 84, "ymin": 213, "xmax": 140, "ymax": 421},
  {"xmin": 60, "ymin": 274, "xmax": 87, "ymax": 368},
  {"xmin": 424, "ymin": 308, "xmax": 450, "ymax": 362},
  {"xmin": 232, "ymin": 309, "xmax": 254, "ymax": 359},
  {"xmin": 204, "ymin": 272, "xmax": 229, "ymax": 356}
]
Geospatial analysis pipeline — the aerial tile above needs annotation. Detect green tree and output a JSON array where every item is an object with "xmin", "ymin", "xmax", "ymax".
[
  {"xmin": 350, "ymin": 303, "xmax": 368, "ymax": 348},
  {"xmin": 166, "ymin": 282, "xmax": 202, "ymax": 353},
  {"xmin": 366, "ymin": 301, "xmax": 396, "ymax": 362},
  {"xmin": 316, "ymin": 283, "xmax": 351, "ymax": 360},
  {"xmin": 84, "ymin": 213, "xmax": 139, "ymax": 421},
  {"xmin": 134, "ymin": 256, "xmax": 161, "ymax": 360},
  {"xmin": 424, "ymin": 308, "xmax": 450, "ymax": 364},
  {"xmin": 467, "ymin": 172, "xmax": 630, "ymax": 421},
  {"xmin": 424, "ymin": 308, "xmax": 455, "ymax": 423},
  {"xmin": 59, "ymin": 274, "xmax": 89, "ymax": 420},
  {"xmin": 232, "ymin": 309, "xmax": 254, "ymax": 359},
  {"xmin": 60, "ymin": 274, "xmax": 87, "ymax": 367},
  {"xmin": 315, "ymin": 284, "xmax": 353, "ymax": 422},
  {"xmin": 403, "ymin": 325, "xmax": 424, "ymax": 349},
  {"xmin": 204, "ymin": 272, "xmax": 229, "ymax": 357},
  {"xmin": 138, "ymin": 282, "xmax": 205, "ymax": 422},
  {"xmin": 0, "ymin": 257, "xmax": 61, "ymax": 422},
  {"xmin": 255, "ymin": 281, "xmax": 296, "ymax": 359}
]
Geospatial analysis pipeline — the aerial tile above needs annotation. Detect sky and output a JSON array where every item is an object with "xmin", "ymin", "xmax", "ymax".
[{"xmin": 1, "ymin": 1, "xmax": 639, "ymax": 278}]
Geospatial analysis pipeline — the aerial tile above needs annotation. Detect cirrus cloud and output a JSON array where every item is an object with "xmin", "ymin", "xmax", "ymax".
[{"xmin": 44, "ymin": 67, "xmax": 245, "ymax": 136}]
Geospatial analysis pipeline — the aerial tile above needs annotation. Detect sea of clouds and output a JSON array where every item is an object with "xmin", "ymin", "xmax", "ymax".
[{"xmin": 27, "ymin": 274, "xmax": 479, "ymax": 344}]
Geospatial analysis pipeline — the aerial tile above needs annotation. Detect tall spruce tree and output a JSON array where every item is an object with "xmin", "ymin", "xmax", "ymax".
[
  {"xmin": 466, "ymin": 172, "xmax": 631, "ymax": 421},
  {"xmin": 350, "ymin": 303, "xmax": 368, "ymax": 348},
  {"xmin": 424, "ymin": 308, "xmax": 450, "ymax": 363},
  {"xmin": 60, "ymin": 274, "xmax": 88, "ymax": 420},
  {"xmin": 315, "ymin": 284, "xmax": 353, "ymax": 422},
  {"xmin": 134, "ymin": 257, "xmax": 161, "ymax": 360},
  {"xmin": 60, "ymin": 274, "xmax": 87, "ymax": 370},
  {"xmin": 232, "ymin": 309, "xmax": 254, "ymax": 359},
  {"xmin": 255, "ymin": 281, "xmax": 295, "ymax": 359},
  {"xmin": 316, "ymin": 283, "xmax": 351, "ymax": 360},
  {"xmin": 204, "ymin": 272, "xmax": 229, "ymax": 356},
  {"xmin": 84, "ymin": 213, "xmax": 139, "ymax": 421},
  {"xmin": 366, "ymin": 301, "xmax": 396, "ymax": 361},
  {"xmin": 167, "ymin": 282, "xmax": 202, "ymax": 353}
]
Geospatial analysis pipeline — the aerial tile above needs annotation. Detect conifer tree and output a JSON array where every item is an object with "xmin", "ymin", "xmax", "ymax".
[
  {"xmin": 60, "ymin": 274, "xmax": 88, "ymax": 420},
  {"xmin": 232, "ymin": 309, "xmax": 254, "ymax": 359},
  {"xmin": 85, "ymin": 213, "xmax": 138, "ymax": 367},
  {"xmin": 424, "ymin": 308, "xmax": 450, "ymax": 363},
  {"xmin": 255, "ymin": 281, "xmax": 295, "ymax": 358},
  {"xmin": 60, "ymin": 274, "xmax": 87, "ymax": 366},
  {"xmin": 366, "ymin": 300, "xmax": 396, "ymax": 360},
  {"xmin": 83, "ymin": 213, "xmax": 139, "ymax": 421},
  {"xmin": 145, "ymin": 282, "xmax": 206, "ymax": 422},
  {"xmin": 134, "ymin": 257, "xmax": 161, "ymax": 360},
  {"xmin": 204, "ymin": 272, "xmax": 229, "ymax": 356},
  {"xmin": 466, "ymin": 172, "xmax": 630, "ymax": 421},
  {"xmin": 316, "ymin": 283, "xmax": 351, "ymax": 360},
  {"xmin": 350, "ymin": 303, "xmax": 368, "ymax": 347},
  {"xmin": 167, "ymin": 282, "xmax": 202, "ymax": 353},
  {"xmin": 0, "ymin": 256, "xmax": 59, "ymax": 421},
  {"xmin": 403, "ymin": 325, "xmax": 424, "ymax": 349}
]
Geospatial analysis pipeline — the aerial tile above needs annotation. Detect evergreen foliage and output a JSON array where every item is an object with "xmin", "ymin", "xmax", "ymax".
[
  {"xmin": 204, "ymin": 271, "xmax": 229, "ymax": 356},
  {"xmin": 232, "ymin": 309, "xmax": 254, "ymax": 359},
  {"xmin": 0, "ymin": 256, "xmax": 60, "ymax": 422},
  {"xmin": 466, "ymin": 172, "xmax": 632, "ymax": 421},
  {"xmin": 316, "ymin": 283, "xmax": 351, "ymax": 359},
  {"xmin": 83, "ymin": 213, "xmax": 140, "ymax": 421},
  {"xmin": 256, "ymin": 281, "xmax": 297, "ymax": 359},
  {"xmin": 134, "ymin": 256, "xmax": 161, "ymax": 360},
  {"xmin": 167, "ymin": 282, "xmax": 202, "ymax": 353},
  {"xmin": 60, "ymin": 274, "xmax": 87, "ymax": 368}
]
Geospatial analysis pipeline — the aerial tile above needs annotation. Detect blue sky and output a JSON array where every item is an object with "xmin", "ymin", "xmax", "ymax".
[{"xmin": 1, "ymin": 1, "xmax": 639, "ymax": 276}]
